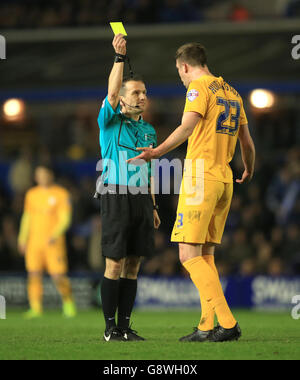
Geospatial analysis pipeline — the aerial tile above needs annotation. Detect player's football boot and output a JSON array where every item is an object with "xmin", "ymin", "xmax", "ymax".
[
  {"xmin": 103, "ymin": 327, "xmax": 128, "ymax": 342},
  {"xmin": 120, "ymin": 326, "xmax": 145, "ymax": 341},
  {"xmin": 23, "ymin": 309, "xmax": 42, "ymax": 319},
  {"xmin": 179, "ymin": 327, "xmax": 212, "ymax": 342},
  {"xmin": 208, "ymin": 323, "xmax": 241, "ymax": 342},
  {"xmin": 62, "ymin": 300, "xmax": 77, "ymax": 318}
]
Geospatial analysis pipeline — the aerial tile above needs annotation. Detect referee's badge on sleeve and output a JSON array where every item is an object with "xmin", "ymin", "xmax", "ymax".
[{"xmin": 187, "ymin": 89, "xmax": 199, "ymax": 102}]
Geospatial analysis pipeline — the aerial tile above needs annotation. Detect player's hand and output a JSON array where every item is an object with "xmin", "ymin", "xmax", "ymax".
[
  {"xmin": 153, "ymin": 210, "xmax": 161, "ymax": 229},
  {"xmin": 113, "ymin": 33, "xmax": 127, "ymax": 56},
  {"xmin": 236, "ymin": 170, "xmax": 253, "ymax": 184},
  {"xmin": 18, "ymin": 243, "xmax": 26, "ymax": 256},
  {"xmin": 127, "ymin": 147, "xmax": 156, "ymax": 165}
]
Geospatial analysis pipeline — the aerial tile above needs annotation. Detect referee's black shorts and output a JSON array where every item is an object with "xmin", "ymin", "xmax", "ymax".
[{"xmin": 100, "ymin": 190, "xmax": 155, "ymax": 260}]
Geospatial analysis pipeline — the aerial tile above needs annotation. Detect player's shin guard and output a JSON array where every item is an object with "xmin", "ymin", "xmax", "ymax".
[
  {"xmin": 198, "ymin": 295, "xmax": 215, "ymax": 331},
  {"xmin": 183, "ymin": 256, "xmax": 236, "ymax": 329},
  {"xmin": 197, "ymin": 255, "xmax": 218, "ymax": 331}
]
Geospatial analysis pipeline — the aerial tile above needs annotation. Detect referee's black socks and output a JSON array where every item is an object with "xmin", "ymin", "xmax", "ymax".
[
  {"xmin": 118, "ymin": 278, "xmax": 137, "ymax": 330},
  {"xmin": 101, "ymin": 277, "xmax": 119, "ymax": 330}
]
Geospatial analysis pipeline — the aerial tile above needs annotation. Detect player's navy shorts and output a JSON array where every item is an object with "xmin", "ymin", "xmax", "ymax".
[{"xmin": 99, "ymin": 187, "xmax": 154, "ymax": 260}]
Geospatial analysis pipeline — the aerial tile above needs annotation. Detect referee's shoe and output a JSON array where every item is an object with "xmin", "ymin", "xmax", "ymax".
[
  {"xmin": 103, "ymin": 327, "xmax": 127, "ymax": 342},
  {"xmin": 120, "ymin": 326, "xmax": 145, "ymax": 341}
]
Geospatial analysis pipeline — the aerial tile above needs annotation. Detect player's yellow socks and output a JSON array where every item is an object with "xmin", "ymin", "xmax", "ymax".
[
  {"xmin": 28, "ymin": 275, "xmax": 43, "ymax": 314},
  {"xmin": 53, "ymin": 275, "xmax": 76, "ymax": 317},
  {"xmin": 54, "ymin": 276, "xmax": 73, "ymax": 303},
  {"xmin": 197, "ymin": 254, "xmax": 217, "ymax": 331},
  {"xmin": 183, "ymin": 256, "xmax": 236, "ymax": 329},
  {"xmin": 203, "ymin": 254, "xmax": 218, "ymax": 275}
]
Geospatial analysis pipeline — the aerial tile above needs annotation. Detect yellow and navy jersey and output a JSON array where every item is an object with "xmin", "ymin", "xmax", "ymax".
[
  {"xmin": 183, "ymin": 75, "xmax": 248, "ymax": 183},
  {"xmin": 24, "ymin": 185, "xmax": 71, "ymax": 246}
]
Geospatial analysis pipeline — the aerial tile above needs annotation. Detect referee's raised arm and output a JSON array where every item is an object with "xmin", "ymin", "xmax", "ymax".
[{"xmin": 107, "ymin": 34, "xmax": 127, "ymax": 110}]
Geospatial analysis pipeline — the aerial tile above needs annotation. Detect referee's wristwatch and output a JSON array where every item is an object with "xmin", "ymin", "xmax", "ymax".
[{"xmin": 153, "ymin": 204, "xmax": 159, "ymax": 211}]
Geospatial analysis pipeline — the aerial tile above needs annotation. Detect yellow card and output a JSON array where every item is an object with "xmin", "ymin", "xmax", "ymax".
[{"xmin": 110, "ymin": 22, "xmax": 127, "ymax": 36}]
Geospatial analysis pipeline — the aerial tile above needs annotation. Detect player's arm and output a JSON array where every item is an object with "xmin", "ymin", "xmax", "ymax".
[
  {"xmin": 128, "ymin": 111, "xmax": 201, "ymax": 163},
  {"xmin": 18, "ymin": 211, "xmax": 30, "ymax": 255},
  {"xmin": 236, "ymin": 124, "xmax": 255, "ymax": 184},
  {"xmin": 49, "ymin": 210, "xmax": 71, "ymax": 243},
  {"xmin": 49, "ymin": 194, "xmax": 72, "ymax": 244},
  {"xmin": 155, "ymin": 111, "xmax": 200, "ymax": 156},
  {"xmin": 107, "ymin": 34, "xmax": 127, "ymax": 110},
  {"xmin": 18, "ymin": 191, "xmax": 32, "ymax": 255}
]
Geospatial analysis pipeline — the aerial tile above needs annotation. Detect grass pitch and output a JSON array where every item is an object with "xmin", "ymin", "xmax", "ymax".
[{"xmin": 0, "ymin": 309, "xmax": 299, "ymax": 360}]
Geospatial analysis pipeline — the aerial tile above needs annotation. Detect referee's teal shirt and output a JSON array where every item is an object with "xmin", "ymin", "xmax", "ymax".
[{"xmin": 97, "ymin": 97, "xmax": 157, "ymax": 187}]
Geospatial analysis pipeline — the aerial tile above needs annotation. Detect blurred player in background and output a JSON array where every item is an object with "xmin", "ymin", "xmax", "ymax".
[
  {"xmin": 18, "ymin": 164, "xmax": 76, "ymax": 319},
  {"xmin": 96, "ymin": 33, "xmax": 160, "ymax": 342},
  {"xmin": 128, "ymin": 42, "xmax": 255, "ymax": 342}
]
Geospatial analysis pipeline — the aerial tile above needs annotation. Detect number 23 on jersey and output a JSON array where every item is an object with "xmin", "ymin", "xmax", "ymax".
[{"xmin": 216, "ymin": 96, "xmax": 241, "ymax": 136}]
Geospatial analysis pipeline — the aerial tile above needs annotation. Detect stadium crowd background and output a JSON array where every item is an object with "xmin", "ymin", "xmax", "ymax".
[
  {"xmin": 0, "ymin": 0, "xmax": 299, "ymax": 279},
  {"xmin": 0, "ymin": 97, "xmax": 299, "ymax": 278},
  {"xmin": 1, "ymin": 0, "xmax": 300, "ymax": 29}
]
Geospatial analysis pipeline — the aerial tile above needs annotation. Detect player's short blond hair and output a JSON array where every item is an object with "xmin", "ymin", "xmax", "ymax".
[{"xmin": 175, "ymin": 43, "xmax": 207, "ymax": 67}]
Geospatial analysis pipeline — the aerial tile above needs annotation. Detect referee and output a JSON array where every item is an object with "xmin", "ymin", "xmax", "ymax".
[{"xmin": 97, "ymin": 34, "xmax": 160, "ymax": 342}]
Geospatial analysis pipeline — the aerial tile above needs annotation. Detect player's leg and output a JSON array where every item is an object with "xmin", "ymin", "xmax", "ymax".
[
  {"xmin": 200, "ymin": 243, "xmax": 240, "ymax": 340},
  {"xmin": 23, "ymin": 246, "xmax": 44, "ymax": 318},
  {"xmin": 51, "ymin": 273, "xmax": 76, "ymax": 317},
  {"xmin": 174, "ymin": 179, "xmax": 239, "ymax": 341},
  {"xmin": 204, "ymin": 182, "xmax": 241, "ymax": 342},
  {"xmin": 180, "ymin": 242, "xmax": 239, "ymax": 342},
  {"xmin": 180, "ymin": 243, "xmax": 218, "ymax": 333},
  {"xmin": 172, "ymin": 178, "xmax": 218, "ymax": 341},
  {"xmin": 117, "ymin": 256, "xmax": 144, "ymax": 341},
  {"xmin": 24, "ymin": 271, "xmax": 43, "ymax": 319},
  {"xmin": 198, "ymin": 243, "xmax": 216, "ymax": 331},
  {"xmin": 181, "ymin": 181, "xmax": 240, "ymax": 342},
  {"xmin": 47, "ymin": 241, "xmax": 76, "ymax": 317},
  {"xmin": 178, "ymin": 243, "xmax": 214, "ymax": 341}
]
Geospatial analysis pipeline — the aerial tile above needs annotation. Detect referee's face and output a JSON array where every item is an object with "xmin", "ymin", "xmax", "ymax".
[{"xmin": 121, "ymin": 81, "xmax": 147, "ymax": 114}]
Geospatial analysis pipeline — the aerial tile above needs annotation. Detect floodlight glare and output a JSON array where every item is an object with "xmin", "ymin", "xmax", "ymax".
[
  {"xmin": 250, "ymin": 89, "xmax": 275, "ymax": 109},
  {"xmin": 3, "ymin": 98, "xmax": 25, "ymax": 120}
]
